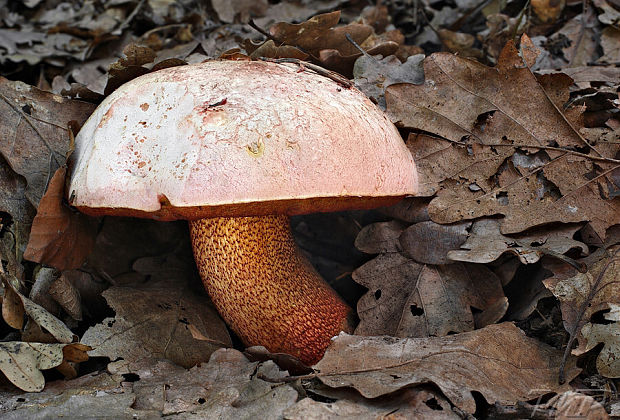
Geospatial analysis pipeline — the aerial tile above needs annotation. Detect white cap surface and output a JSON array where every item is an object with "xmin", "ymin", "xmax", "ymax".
[{"xmin": 69, "ymin": 60, "xmax": 417, "ymax": 220}]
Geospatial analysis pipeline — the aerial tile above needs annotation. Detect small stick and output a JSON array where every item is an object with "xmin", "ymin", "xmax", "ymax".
[{"xmin": 258, "ymin": 57, "xmax": 353, "ymax": 88}]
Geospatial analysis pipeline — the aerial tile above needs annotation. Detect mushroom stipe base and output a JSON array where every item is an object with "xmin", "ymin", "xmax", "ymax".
[{"xmin": 189, "ymin": 215, "xmax": 354, "ymax": 365}]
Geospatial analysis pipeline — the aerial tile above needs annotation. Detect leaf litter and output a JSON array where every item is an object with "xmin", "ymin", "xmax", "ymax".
[{"xmin": 0, "ymin": 0, "xmax": 618, "ymax": 416}]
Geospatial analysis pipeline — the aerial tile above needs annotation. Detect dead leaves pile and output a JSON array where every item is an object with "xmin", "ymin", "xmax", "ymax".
[
  {"xmin": 350, "ymin": 33, "xmax": 618, "ymax": 416},
  {"xmin": 0, "ymin": 0, "xmax": 618, "ymax": 417}
]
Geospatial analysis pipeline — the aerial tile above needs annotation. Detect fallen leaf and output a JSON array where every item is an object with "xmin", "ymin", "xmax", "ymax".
[
  {"xmin": 2, "ymin": 275, "xmax": 74, "ymax": 343},
  {"xmin": 28, "ymin": 266, "xmax": 61, "ymax": 317},
  {"xmin": 580, "ymin": 304, "xmax": 620, "ymax": 377},
  {"xmin": 269, "ymin": 11, "xmax": 373, "ymax": 58},
  {"xmin": 0, "ymin": 371, "xmax": 149, "ymax": 418},
  {"xmin": 379, "ymin": 197, "xmax": 431, "ymax": 223},
  {"xmin": 0, "ymin": 77, "xmax": 95, "ymax": 207},
  {"xmin": 284, "ymin": 388, "xmax": 458, "ymax": 419},
  {"xmin": 353, "ymin": 253, "xmax": 507, "ymax": 336},
  {"xmin": 0, "ymin": 342, "xmax": 89, "ymax": 392},
  {"xmin": 104, "ymin": 44, "xmax": 157, "ymax": 96},
  {"xmin": 387, "ymin": 38, "xmax": 619, "ymax": 238},
  {"xmin": 546, "ymin": 391, "xmax": 610, "ymax": 420},
  {"xmin": 48, "ymin": 273, "xmax": 82, "ymax": 320},
  {"xmin": 0, "ymin": 349, "xmax": 295, "ymax": 417},
  {"xmin": 315, "ymin": 323, "xmax": 580, "ymax": 414},
  {"xmin": 354, "ymin": 220, "xmax": 406, "ymax": 254},
  {"xmin": 447, "ymin": 218, "xmax": 588, "ymax": 264},
  {"xmin": 248, "ymin": 40, "xmax": 308, "ymax": 60},
  {"xmin": 81, "ymin": 253, "xmax": 231, "ymax": 368},
  {"xmin": 400, "ymin": 220, "xmax": 470, "ymax": 264},
  {"xmin": 212, "ymin": 0, "xmax": 268, "ymax": 23},
  {"xmin": 0, "ymin": 157, "xmax": 35, "ymax": 281},
  {"xmin": 23, "ymin": 166, "xmax": 98, "ymax": 271},
  {"xmin": 353, "ymin": 53, "xmax": 424, "ymax": 109},
  {"xmin": 599, "ymin": 27, "xmax": 620, "ymax": 64},
  {"xmin": 543, "ymin": 246, "xmax": 620, "ymax": 377},
  {"xmin": 108, "ymin": 349, "xmax": 297, "ymax": 416}
]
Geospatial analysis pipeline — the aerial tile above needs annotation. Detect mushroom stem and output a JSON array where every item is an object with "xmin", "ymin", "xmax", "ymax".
[{"xmin": 189, "ymin": 215, "xmax": 354, "ymax": 365}]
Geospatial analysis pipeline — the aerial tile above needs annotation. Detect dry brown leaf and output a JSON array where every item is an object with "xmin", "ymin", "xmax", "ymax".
[
  {"xmin": 23, "ymin": 166, "xmax": 98, "ymax": 271},
  {"xmin": 0, "ymin": 349, "xmax": 296, "ymax": 418},
  {"xmin": 29, "ymin": 267, "xmax": 61, "ymax": 316},
  {"xmin": 546, "ymin": 392, "xmax": 610, "ymax": 420},
  {"xmin": 400, "ymin": 220, "xmax": 470, "ymax": 264},
  {"xmin": 81, "ymin": 254, "xmax": 231, "ymax": 368},
  {"xmin": 379, "ymin": 197, "xmax": 431, "ymax": 223},
  {"xmin": 269, "ymin": 11, "xmax": 341, "ymax": 49},
  {"xmin": 531, "ymin": 0, "xmax": 566, "ymax": 22},
  {"xmin": 447, "ymin": 218, "xmax": 588, "ymax": 264},
  {"xmin": 387, "ymin": 37, "xmax": 619, "ymax": 238},
  {"xmin": 48, "ymin": 273, "xmax": 82, "ymax": 320},
  {"xmin": 2, "ymin": 277, "xmax": 24, "ymax": 329},
  {"xmin": 104, "ymin": 44, "xmax": 157, "ymax": 96},
  {"xmin": 2, "ymin": 276, "xmax": 74, "ymax": 343},
  {"xmin": 269, "ymin": 11, "xmax": 372, "ymax": 57},
  {"xmin": 543, "ymin": 246, "xmax": 620, "ymax": 377},
  {"xmin": 580, "ymin": 304, "xmax": 619, "ymax": 377},
  {"xmin": 353, "ymin": 53, "xmax": 424, "ymax": 109},
  {"xmin": 283, "ymin": 388, "xmax": 458, "ymax": 419},
  {"xmin": 108, "ymin": 349, "xmax": 297, "ymax": 416},
  {"xmin": 315, "ymin": 323, "xmax": 580, "ymax": 414},
  {"xmin": 212, "ymin": 0, "xmax": 268, "ymax": 23},
  {"xmin": 354, "ymin": 220, "xmax": 406, "ymax": 254},
  {"xmin": 0, "ymin": 158, "xmax": 35, "ymax": 281},
  {"xmin": 0, "ymin": 342, "xmax": 89, "ymax": 392},
  {"xmin": 0, "ymin": 77, "xmax": 95, "ymax": 207},
  {"xmin": 353, "ymin": 253, "xmax": 506, "ymax": 336},
  {"xmin": 599, "ymin": 27, "xmax": 620, "ymax": 64},
  {"xmin": 248, "ymin": 40, "xmax": 308, "ymax": 60}
]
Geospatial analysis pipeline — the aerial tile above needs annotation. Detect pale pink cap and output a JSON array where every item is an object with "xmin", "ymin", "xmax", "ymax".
[{"xmin": 69, "ymin": 60, "xmax": 417, "ymax": 220}]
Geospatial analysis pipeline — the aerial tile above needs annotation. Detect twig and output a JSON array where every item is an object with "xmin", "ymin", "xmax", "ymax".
[
  {"xmin": 258, "ymin": 57, "xmax": 353, "ymax": 88},
  {"xmin": 113, "ymin": 0, "xmax": 145, "ymax": 36},
  {"xmin": 558, "ymin": 247, "xmax": 620, "ymax": 383},
  {"xmin": 248, "ymin": 19, "xmax": 278, "ymax": 43},
  {"xmin": 344, "ymin": 33, "xmax": 369, "ymax": 57}
]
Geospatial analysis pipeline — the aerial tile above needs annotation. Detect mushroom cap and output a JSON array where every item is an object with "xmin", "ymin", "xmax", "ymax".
[{"xmin": 69, "ymin": 60, "xmax": 417, "ymax": 220}]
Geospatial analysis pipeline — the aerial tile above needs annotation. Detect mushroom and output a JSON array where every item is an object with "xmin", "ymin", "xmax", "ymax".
[{"xmin": 69, "ymin": 60, "xmax": 417, "ymax": 365}]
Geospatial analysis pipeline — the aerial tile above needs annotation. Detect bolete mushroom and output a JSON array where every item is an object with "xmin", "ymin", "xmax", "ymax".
[{"xmin": 69, "ymin": 60, "xmax": 417, "ymax": 365}]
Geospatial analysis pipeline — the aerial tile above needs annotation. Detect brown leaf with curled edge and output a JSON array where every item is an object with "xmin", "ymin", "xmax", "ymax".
[
  {"xmin": 387, "ymin": 36, "xmax": 620, "ymax": 239},
  {"xmin": 543, "ymin": 246, "xmax": 620, "ymax": 377},
  {"xmin": 248, "ymin": 40, "xmax": 308, "ymax": 60},
  {"xmin": 269, "ymin": 11, "xmax": 373, "ymax": 58},
  {"xmin": 48, "ymin": 273, "xmax": 83, "ymax": 321},
  {"xmin": 447, "ymin": 218, "xmax": 589, "ymax": 264},
  {"xmin": 104, "ymin": 44, "xmax": 157, "ymax": 96},
  {"xmin": 23, "ymin": 167, "xmax": 98, "ymax": 271},
  {"xmin": 269, "ymin": 11, "xmax": 341, "ymax": 50},
  {"xmin": 0, "ymin": 342, "xmax": 90, "ymax": 392},
  {"xmin": 0, "ymin": 77, "xmax": 95, "ymax": 207},
  {"xmin": 315, "ymin": 323, "xmax": 580, "ymax": 414},
  {"xmin": 352, "ymin": 253, "xmax": 507, "ymax": 337}
]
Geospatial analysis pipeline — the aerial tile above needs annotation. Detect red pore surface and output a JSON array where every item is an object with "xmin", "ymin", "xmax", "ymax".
[{"xmin": 69, "ymin": 60, "xmax": 417, "ymax": 219}]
